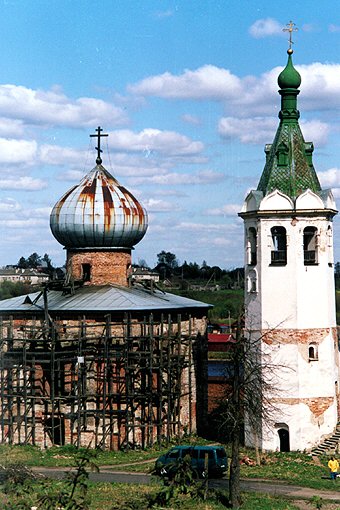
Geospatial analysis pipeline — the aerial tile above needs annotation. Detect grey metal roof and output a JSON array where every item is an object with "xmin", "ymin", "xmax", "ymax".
[{"xmin": 0, "ymin": 284, "xmax": 211, "ymax": 314}]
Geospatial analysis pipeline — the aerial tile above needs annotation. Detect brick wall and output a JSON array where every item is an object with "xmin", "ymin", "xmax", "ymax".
[{"xmin": 66, "ymin": 249, "xmax": 132, "ymax": 286}]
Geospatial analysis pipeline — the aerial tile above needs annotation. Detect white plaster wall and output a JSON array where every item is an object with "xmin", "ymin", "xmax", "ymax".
[{"xmin": 242, "ymin": 202, "xmax": 339, "ymax": 451}]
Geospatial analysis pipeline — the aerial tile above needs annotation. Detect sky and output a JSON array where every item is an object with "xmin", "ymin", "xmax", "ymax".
[{"xmin": 2, "ymin": 1, "xmax": 340, "ymax": 270}]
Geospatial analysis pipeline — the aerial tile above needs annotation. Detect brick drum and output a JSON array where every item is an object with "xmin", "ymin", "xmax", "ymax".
[{"xmin": 67, "ymin": 249, "xmax": 132, "ymax": 286}]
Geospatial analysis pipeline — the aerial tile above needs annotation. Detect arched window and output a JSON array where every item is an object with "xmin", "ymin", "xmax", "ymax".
[
  {"xmin": 303, "ymin": 227, "xmax": 318, "ymax": 265},
  {"xmin": 308, "ymin": 343, "xmax": 318, "ymax": 361},
  {"xmin": 271, "ymin": 226, "xmax": 287, "ymax": 265},
  {"xmin": 247, "ymin": 269, "xmax": 257, "ymax": 293},
  {"xmin": 247, "ymin": 227, "xmax": 257, "ymax": 266}
]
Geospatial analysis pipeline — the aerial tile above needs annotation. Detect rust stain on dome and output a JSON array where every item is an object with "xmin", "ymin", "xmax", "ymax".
[
  {"xmin": 102, "ymin": 184, "xmax": 114, "ymax": 231},
  {"xmin": 54, "ymin": 185, "xmax": 77, "ymax": 223},
  {"xmin": 119, "ymin": 186, "xmax": 145, "ymax": 226}
]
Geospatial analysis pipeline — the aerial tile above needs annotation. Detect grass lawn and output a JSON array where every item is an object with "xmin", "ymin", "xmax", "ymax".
[
  {"xmin": 0, "ymin": 479, "xmax": 305, "ymax": 510},
  {"xmin": 0, "ymin": 442, "xmax": 339, "ymax": 509}
]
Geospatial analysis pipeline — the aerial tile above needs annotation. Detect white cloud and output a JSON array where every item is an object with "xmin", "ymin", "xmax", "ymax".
[
  {"xmin": 297, "ymin": 63, "xmax": 340, "ymax": 111},
  {"xmin": 39, "ymin": 144, "xmax": 85, "ymax": 166},
  {"xmin": 132, "ymin": 169, "xmax": 225, "ymax": 186},
  {"xmin": 0, "ymin": 84, "xmax": 128, "ymax": 128},
  {"xmin": 318, "ymin": 168, "xmax": 340, "ymax": 187},
  {"xmin": 58, "ymin": 169, "xmax": 85, "ymax": 181},
  {"xmin": 218, "ymin": 116, "xmax": 331, "ymax": 146},
  {"xmin": 249, "ymin": 18, "xmax": 283, "ymax": 38},
  {"xmin": 108, "ymin": 128, "xmax": 204, "ymax": 156},
  {"xmin": 175, "ymin": 221, "xmax": 237, "ymax": 233},
  {"xmin": 181, "ymin": 114, "xmax": 202, "ymax": 125},
  {"xmin": 0, "ymin": 176, "xmax": 47, "ymax": 191},
  {"xmin": 0, "ymin": 118, "xmax": 25, "ymax": 137},
  {"xmin": 0, "ymin": 197, "xmax": 21, "ymax": 212},
  {"xmin": 0, "ymin": 218, "xmax": 46, "ymax": 228},
  {"xmin": 300, "ymin": 120, "xmax": 330, "ymax": 146},
  {"xmin": 329, "ymin": 24, "xmax": 340, "ymax": 33},
  {"xmin": 153, "ymin": 9, "xmax": 174, "ymax": 19},
  {"xmin": 0, "ymin": 138, "xmax": 37, "ymax": 164},
  {"xmin": 206, "ymin": 204, "xmax": 241, "ymax": 216},
  {"xmin": 218, "ymin": 117, "xmax": 276, "ymax": 144},
  {"xmin": 28, "ymin": 206, "xmax": 52, "ymax": 217},
  {"xmin": 128, "ymin": 65, "xmax": 242, "ymax": 100},
  {"xmin": 128, "ymin": 62, "xmax": 340, "ymax": 120},
  {"xmin": 211, "ymin": 237, "xmax": 234, "ymax": 247},
  {"xmin": 144, "ymin": 198, "xmax": 181, "ymax": 212}
]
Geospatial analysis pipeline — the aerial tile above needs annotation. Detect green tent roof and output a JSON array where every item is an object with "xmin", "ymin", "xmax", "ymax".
[{"xmin": 257, "ymin": 50, "xmax": 322, "ymax": 199}]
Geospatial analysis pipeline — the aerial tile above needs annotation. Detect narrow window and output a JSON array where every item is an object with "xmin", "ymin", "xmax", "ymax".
[
  {"xmin": 327, "ymin": 226, "xmax": 333, "ymax": 266},
  {"xmin": 82, "ymin": 263, "xmax": 91, "ymax": 282},
  {"xmin": 247, "ymin": 227, "xmax": 257, "ymax": 266},
  {"xmin": 308, "ymin": 343, "xmax": 318, "ymax": 361},
  {"xmin": 247, "ymin": 269, "xmax": 257, "ymax": 293},
  {"xmin": 271, "ymin": 227, "xmax": 287, "ymax": 265},
  {"xmin": 303, "ymin": 227, "xmax": 317, "ymax": 265}
]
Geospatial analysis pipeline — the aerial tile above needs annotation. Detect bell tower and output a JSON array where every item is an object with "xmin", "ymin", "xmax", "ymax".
[{"xmin": 239, "ymin": 41, "xmax": 339, "ymax": 451}]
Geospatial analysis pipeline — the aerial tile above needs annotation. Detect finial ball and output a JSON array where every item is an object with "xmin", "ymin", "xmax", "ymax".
[{"xmin": 287, "ymin": 48, "xmax": 293, "ymax": 55}]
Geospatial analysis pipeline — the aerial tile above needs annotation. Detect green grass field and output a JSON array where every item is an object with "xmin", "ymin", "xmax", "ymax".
[{"xmin": 0, "ymin": 443, "xmax": 338, "ymax": 509}]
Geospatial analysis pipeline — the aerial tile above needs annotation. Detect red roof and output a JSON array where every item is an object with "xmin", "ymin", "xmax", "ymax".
[{"xmin": 208, "ymin": 333, "xmax": 234, "ymax": 344}]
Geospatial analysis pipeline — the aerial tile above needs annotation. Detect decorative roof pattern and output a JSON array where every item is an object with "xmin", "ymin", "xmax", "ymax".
[
  {"xmin": 50, "ymin": 164, "xmax": 148, "ymax": 249},
  {"xmin": 257, "ymin": 124, "xmax": 321, "ymax": 198},
  {"xmin": 257, "ymin": 51, "xmax": 322, "ymax": 199}
]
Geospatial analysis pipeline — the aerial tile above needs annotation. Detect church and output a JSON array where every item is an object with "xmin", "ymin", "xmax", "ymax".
[
  {"xmin": 0, "ymin": 128, "xmax": 210, "ymax": 449},
  {"xmin": 240, "ymin": 43, "xmax": 340, "ymax": 451}
]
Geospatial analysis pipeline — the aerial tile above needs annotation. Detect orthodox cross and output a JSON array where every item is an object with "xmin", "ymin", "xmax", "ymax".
[
  {"xmin": 90, "ymin": 126, "xmax": 108, "ymax": 164},
  {"xmin": 283, "ymin": 21, "xmax": 298, "ymax": 52}
]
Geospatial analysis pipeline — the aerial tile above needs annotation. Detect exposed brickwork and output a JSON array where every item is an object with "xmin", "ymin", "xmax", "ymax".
[
  {"xmin": 272, "ymin": 396, "xmax": 335, "ymax": 418},
  {"xmin": 66, "ymin": 249, "xmax": 132, "ymax": 286},
  {"xmin": 208, "ymin": 380, "xmax": 232, "ymax": 413},
  {"xmin": 261, "ymin": 327, "xmax": 337, "ymax": 345}
]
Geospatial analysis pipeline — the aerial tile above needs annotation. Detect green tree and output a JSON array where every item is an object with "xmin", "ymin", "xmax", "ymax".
[
  {"xmin": 219, "ymin": 317, "xmax": 284, "ymax": 509},
  {"xmin": 27, "ymin": 252, "xmax": 42, "ymax": 268},
  {"xmin": 157, "ymin": 250, "xmax": 179, "ymax": 269},
  {"xmin": 17, "ymin": 256, "xmax": 28, "ymax": 269}
]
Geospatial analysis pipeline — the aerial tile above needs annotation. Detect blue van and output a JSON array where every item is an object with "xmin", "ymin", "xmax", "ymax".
[{"xmin": 154, "ymin": 445, "xmax": 228, "ymax": 478}]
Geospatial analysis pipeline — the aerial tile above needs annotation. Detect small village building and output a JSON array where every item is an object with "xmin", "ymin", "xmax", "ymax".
[
  {"xmin": 0, "ymin": 268, "xmax": 49, "ymax": 286},
  {"xmin": 131, "ymin": 267, "xmax": 160, "ymax": 284},
  {"xmin": 0, "ymin": 128, "xmax": 210, "ymax": 449},
  {"xmin": 239, "ymin": 46, "xmax": 340, "ymax": 452}
]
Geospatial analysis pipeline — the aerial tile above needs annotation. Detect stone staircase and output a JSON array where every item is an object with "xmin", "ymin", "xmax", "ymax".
[{"xmin": 311, "ymin": 423, "xmax": 340, "ymax": 456}]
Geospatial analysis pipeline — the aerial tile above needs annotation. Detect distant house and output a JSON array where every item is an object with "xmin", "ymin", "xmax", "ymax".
[
  {"xmin": 0, "ymin": 267, "xmax": 49, "ymax": 286},
  {"xmin": 132, "ymin": 267, "xmax": 160, "ymax": 283}
]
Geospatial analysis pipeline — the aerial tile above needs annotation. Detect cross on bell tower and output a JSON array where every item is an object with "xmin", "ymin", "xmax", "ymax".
[
  {"xmin": 283, "ymin": 20, "xmax": 298, "ymax": 53},
  {"xmin": 90, "ymin": 126, "xmax": 108, "ymax": 165}
]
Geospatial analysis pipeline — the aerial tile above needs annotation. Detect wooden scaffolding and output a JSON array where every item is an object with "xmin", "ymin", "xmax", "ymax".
[{"xmin": 0, "ymin": 312, "xmax": 206, "ymax": 449}]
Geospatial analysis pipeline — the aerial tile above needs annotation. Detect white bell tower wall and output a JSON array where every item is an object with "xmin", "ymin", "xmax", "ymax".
[{"xmin": 241, "ymin": 189, "xmax": 340, "ymax": 451}]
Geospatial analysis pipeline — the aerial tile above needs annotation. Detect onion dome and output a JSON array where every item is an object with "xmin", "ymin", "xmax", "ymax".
[
  {"xmin": 50, "ymin": 128, "xmax": 148, "ymax": 250},
  {"xmin": 278, "ymin": 49, "xmax": 301, "ymax": 89}
]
